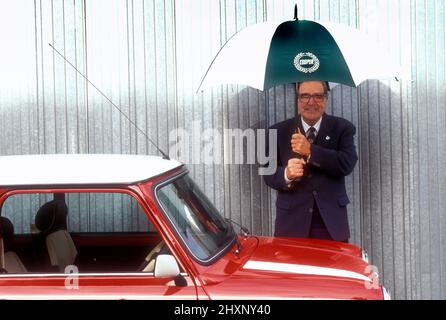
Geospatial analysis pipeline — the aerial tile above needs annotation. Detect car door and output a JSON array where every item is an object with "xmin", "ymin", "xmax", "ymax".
[
  {"xmin": 0, "ymin": 190, "xmax": 199, "ymax": 299},
  {"xmin": 0, "ymin": 270, "xmax": 198, "ymax": 299}
]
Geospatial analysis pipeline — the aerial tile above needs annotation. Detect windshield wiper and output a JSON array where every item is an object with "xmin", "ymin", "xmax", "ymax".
[
  {"xmin": 225, "ymin": 218, "xmax": 250, "ymax": 238},
  {"xmin": 225, "ymin": 221, "xmax": 242, "ymax": 255},
  {"xmin": 225, "ymin": 218, "xmax": 251, "ymax": 255}
]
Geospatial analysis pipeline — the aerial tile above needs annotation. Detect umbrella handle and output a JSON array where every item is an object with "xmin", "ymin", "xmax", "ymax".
[{"xmin": 293, "ymin": 127, "xmax": 304, "ymax": 160}]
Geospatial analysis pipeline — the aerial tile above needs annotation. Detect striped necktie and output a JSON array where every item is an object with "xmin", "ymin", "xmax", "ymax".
[{"xmin": 306, "ymin": 127, "xmax": 317, "ymax": 144}]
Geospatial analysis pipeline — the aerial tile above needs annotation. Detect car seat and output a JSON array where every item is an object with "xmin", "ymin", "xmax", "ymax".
[
  {"xmin": 35, "ymin": 200, "xmax": 78, "ymax": 272},
  {"xmin": 140, "ymin": 240, "xmax": 166, "ymax": 272},
  {"xmin": 0, "ymin": 216, "xmax": 27, "ymax": 273}
]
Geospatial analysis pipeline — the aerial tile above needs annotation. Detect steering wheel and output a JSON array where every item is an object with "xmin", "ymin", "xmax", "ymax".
[{"xmin": 140, "ymin": 240, "xmax": 165, "ymax": 272}]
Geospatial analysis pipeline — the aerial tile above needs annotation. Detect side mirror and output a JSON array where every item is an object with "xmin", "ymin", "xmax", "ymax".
[{"xmin": 154, "ymin": 254, "xmax": 180, "ymax": 278}]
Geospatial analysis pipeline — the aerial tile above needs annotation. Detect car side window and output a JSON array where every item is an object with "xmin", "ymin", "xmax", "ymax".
[
  {"xmin": 0, "ymin": 192, "xmax": 164, "ymax": 274},
  {"xmin": 65, "ymin": 192, "xmax": 154, "ymax": 233},
  {"xmin": 1, "ymin": 193, "xmax": 154, "ymax": 234},
  {"xmin": 1, "ymin": 193, "xmax": 53, "ymax": 234}
]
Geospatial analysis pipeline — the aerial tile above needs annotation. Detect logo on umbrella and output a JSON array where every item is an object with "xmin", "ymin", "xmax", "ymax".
[{"xmin": 293, "ymin": 52, "xmax": 320, "ymax": 74}]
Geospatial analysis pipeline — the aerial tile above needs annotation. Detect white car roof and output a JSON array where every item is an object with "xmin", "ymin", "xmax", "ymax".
[{"xmin": 0, "ymin": 154, "xmax": 183, "ymax": 186}]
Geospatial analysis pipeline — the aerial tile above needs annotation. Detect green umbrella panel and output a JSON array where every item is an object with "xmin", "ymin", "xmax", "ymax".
[{"xmin": 264, "ymin": 20, "xmax": 355, "ymax": 89}]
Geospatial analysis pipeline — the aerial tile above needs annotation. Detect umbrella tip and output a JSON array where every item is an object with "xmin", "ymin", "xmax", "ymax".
[{"xmin": 294, "ymin": 4, "xmax": 298, "ymax": 20}]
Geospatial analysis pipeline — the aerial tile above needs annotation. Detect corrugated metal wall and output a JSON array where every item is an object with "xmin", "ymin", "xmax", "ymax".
[{"xmin": 0, "ymin": 0, "xmax": 445, "ymax": 300}]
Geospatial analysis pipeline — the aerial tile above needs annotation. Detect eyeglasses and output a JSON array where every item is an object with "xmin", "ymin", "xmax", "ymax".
[{"xmin": 298, "ymin": 93, "xmax": 327, "ymax": 103}]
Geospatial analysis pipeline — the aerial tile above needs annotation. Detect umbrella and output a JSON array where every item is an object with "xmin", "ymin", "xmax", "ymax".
[{"xmin": 198, "ymin": 11, "xmax": 402, "ymax": 91}]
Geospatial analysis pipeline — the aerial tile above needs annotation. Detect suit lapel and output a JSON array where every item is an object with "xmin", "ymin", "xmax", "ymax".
[
  {"xmin": 315, "ymin": 114, "xmax": 334, "ymax": 147},
  {"xmin": 285, "ymin": 115, "xmax": 334, "ymax": 157}
]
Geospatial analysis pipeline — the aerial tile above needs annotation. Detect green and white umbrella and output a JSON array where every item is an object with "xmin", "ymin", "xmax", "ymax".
[{"xmin": 198, "ymin": 17, "xmax": 402, "ymax": 91}]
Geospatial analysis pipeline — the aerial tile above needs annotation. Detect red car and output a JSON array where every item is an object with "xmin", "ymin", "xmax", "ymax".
[{"xmin": 0, "ymin": 154, "xmax": 389, "ymax": 300}]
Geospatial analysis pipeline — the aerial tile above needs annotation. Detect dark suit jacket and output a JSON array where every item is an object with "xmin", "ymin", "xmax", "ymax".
[{"xmin": 264, "ymin": 114, "xmax": 358, "ymax": 241}]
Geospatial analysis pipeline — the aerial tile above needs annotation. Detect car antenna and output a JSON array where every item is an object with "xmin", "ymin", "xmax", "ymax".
[{"xmin": 48, "ymin": 43, "xmax": 170, "ymax": 160}]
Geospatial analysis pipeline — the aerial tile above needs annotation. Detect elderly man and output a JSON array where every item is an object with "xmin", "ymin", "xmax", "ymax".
[{"xmin": 264, "ymin": 81, "xmax": 358, "ymax": 242}]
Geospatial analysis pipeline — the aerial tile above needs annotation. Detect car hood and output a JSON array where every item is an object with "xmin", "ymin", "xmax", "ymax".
[
  {"xmin": 240, "ymin": 236, "xmax": 369, "ymax": 282},
  {"xmin": 200, "ymin": 236, "xmax": 381, "ymax": 299}
]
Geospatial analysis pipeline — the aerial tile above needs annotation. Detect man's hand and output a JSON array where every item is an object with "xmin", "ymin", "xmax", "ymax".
[
  {"xmin": 291, "ymin": 128, "xmax": 311, "ymax": 157},
  {"xmin": 285, "ymin": 158, "xmax": 306, "ymax": 181}
]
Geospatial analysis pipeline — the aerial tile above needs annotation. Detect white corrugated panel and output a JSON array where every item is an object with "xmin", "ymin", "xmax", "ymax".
[{"xmin": 0, "ymin": 0, "xmax": 445, "ymax": 300}]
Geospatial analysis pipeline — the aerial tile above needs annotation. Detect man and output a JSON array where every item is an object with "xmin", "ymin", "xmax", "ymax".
[{"xmin": 264, "ymin": 81, "xmax": 358, "ymax": 242}]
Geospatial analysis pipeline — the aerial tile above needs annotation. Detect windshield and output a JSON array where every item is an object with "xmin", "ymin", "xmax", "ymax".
[{"xmin": 156, "ymin": 174, "xmax": 234, "ymax": 262}]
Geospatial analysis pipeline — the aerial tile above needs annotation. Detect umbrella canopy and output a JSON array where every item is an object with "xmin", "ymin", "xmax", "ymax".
[{"xmin": 198, "ymin": 18, "xmax": 402, "ymax": 91}]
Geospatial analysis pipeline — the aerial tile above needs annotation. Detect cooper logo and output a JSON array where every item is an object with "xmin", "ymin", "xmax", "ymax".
[{"xmin": 293, "ymin": 52, "xmax": 320, "ymax": 74}]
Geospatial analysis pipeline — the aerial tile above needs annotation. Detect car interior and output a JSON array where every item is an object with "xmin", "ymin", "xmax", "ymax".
[
  {"xmin": 0, "ymin": 192, "xmax": 170, "ymax": 274},
  {"xmin": 0, "ymin": 216, "xmax": 28, "ymax": 273}
]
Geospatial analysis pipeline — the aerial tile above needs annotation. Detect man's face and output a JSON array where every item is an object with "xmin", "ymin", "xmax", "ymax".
[{"xmin": 297, "ymin": 81, "xmax": 327, "ymax": 126}]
